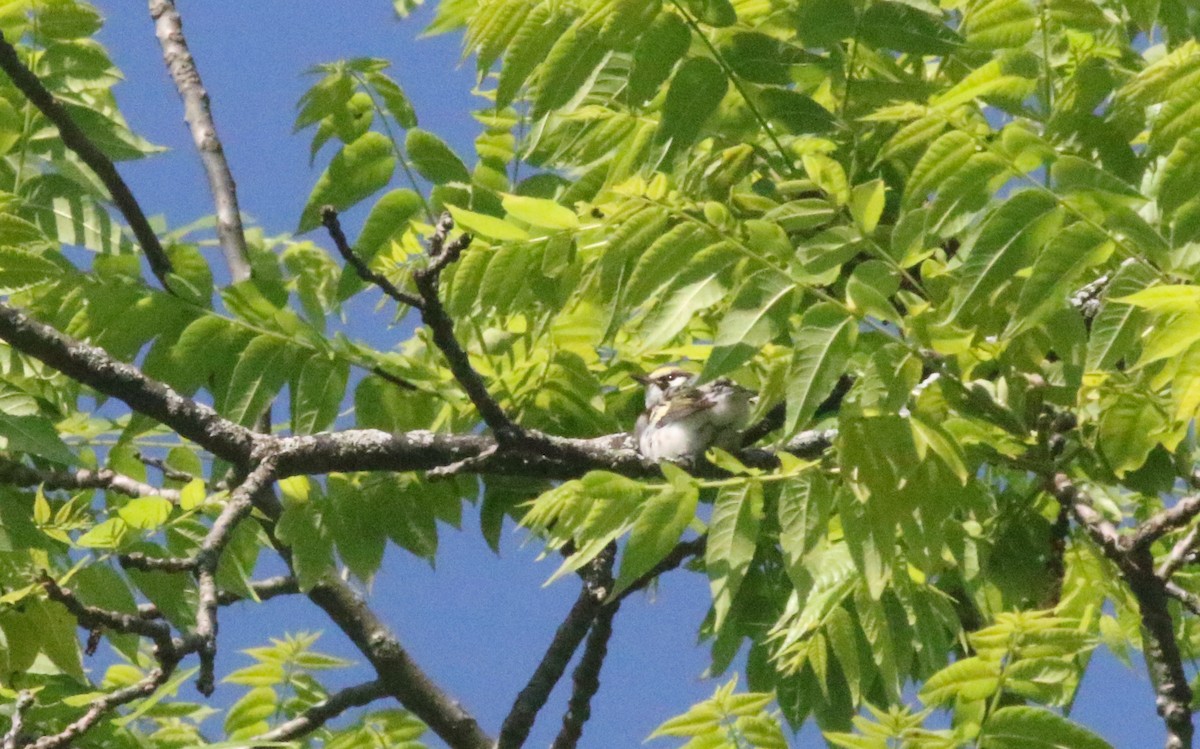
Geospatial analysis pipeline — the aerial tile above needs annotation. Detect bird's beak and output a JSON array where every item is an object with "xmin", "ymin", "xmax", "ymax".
[{"xmin": 631, "ymin": 374, "xmax": 651, "ymax": 385}]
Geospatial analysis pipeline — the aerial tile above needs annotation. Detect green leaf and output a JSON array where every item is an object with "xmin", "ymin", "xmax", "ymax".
[
  {"xmin": 223, "ymin": 335, "xmax": 299, "ymax": 427},
  {"xmin": 980, "ymin": 706, "xmax": 1113, "ymax": 749},
  {"xmin": 919, "ymin": 656, "xmax": 1001, "ymax": 704},
  {"xmin": 849, "ymin": 180, "xmax": 886, "ymax": 233},
  {"xmin": 706, "ymin": 481, "xmax": 763, "ymax": 631},
  {"xmin": 859, "ymin": 2, "xmax": 962, "ymax": 54},
  {"xmin": 639, "ymin": 272, "xmax": 728, "ymax": 350},
  {"xmin": 612, "ymin": 483, "xmax": 699, "ymax": 597},
  {"xmin": 951, "ymin": 190, "xmax": 1062, "ymax": 321},
  {"xmin": 299, "ymin": 132, "xmax": 396, "ymax": 232},
  {"xmin": 75, "ymin": 517, "xmax": 128, "ymax": 549},
  {"xmin": 532, "ymin": 22, "xmax": 607, "ymax": 118},
  {"xmin": 338, "ymin": 188, "xmax": 423, "ymax": 299},
  {"xmin": 497, "ymin": 5, "xmax": 572, "ymax": 106},
  {"xmin": 965, "ymin": 0, "xmax": 1037, "ymax": 49},
  {"xmin": 406, "ymin": 128, "xmax": 469, "ymax": 184},
  {"xmin": 37, "ymin": 0, "xmax": 102, "ymax": 40},
  {"xmin": 625, "ymin": 223, "xmax": 715, "ymax": 309},
  {"xmin": 627, "ymin": 13, "xmax": 691, "ymax": 107},
  {"xmin": 0, "ymin": 413, "xmax": 75, "ymax": 464},
  {"xmin": 291, "ymin": 354, "xmax": 350, "ymax": 434},
  {"xmin": 117, "ymin": 497, "xmax": 173, "ymax": 531},
  {"xmin": 701, "ymin": 272, "xmax": 793, "ymax": 380},
  {"xmin": 1012, "ymin": 223, "xmax": 1111, "ymax": 332},
  {"xmin": 906, "ymin": 131, "xmax": 977, "ymax": 207},
  {"xmin": 447, "ymin": 205, "xmax": 529, "ymax": 240},
  {"xmin": 1174, "ymin": 340, "xmax": 1200, "ymax": 421},
  {"xmin": 365, "ymin": 71, "xmax": 418, "ymax": 129},
  {"xmin": 225, "ymin": 685, "xmax": 277, "ymax": 739},
  {"xmin": 658, "ymin": 57, "xmax": 728, "ymax": 157},
  {"xmin": 295, "ymin": 72, "xmax": 354, "ymax": 132},
  {"xmin": 1114, "ymin": 284, "xmax": 1200, "ymax": 313},
  {"xmin": 501, "ymin": 193, "xmax": 579, "ymax": 230},
  {"xmin": 785, "ymin": 304, "xmax": 856, "ymax": 435},
  {"xmin": 684, "ymin": 0, "xmax": 737, "ymax": 26},
  {"xmin": 1099, "ymin": 393, "xmax": 1165, "ymax": 476},
  {"xmin": 758, "ymin": 87, "xmax": 836, "ymax": 134}
]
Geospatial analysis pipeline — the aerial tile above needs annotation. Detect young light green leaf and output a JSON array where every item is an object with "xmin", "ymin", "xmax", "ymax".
[
  {"xmin": 447, "ymin": 205, "xmax": 529, "ymax": 240},
  {"xmin": 501, "ymin": 193, "xmax": 579, "ymax": 230},
  {"xmin": 0, "ymin": 249, "xmax": 60, "ymax": 293},
  {"xmin": 117, "ymin": 497, "xmax": 173, "ymax": 531}
]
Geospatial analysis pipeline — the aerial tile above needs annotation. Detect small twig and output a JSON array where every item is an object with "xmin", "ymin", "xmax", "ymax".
[
  {"xmin": 550, "ymin": 602, "xmax": 618, "ymax": 749},
  {"xmin": 41, "ymin": 573, "xmax": 175, "ymax": 654},
  {"xmin": 0, "ymin": 33, "xmax": 173, "ymax": 289},
  {"xmin": 149, "ymin": 0, "xmax": 250, "ymax": 283},
  {"xmin": 369, "ymin": 365, "xmax": 418, "ymax": 391},
  {"xmin": 26, "ymin": 668, "xmax": 171, "ymax": 749},
  {"xmin": 0, "ymin": 457, "xmax": 180, "ymax": 502},
  {"xmin": 1130, "ymin": 494, "xmax": 1200, "ymax": 552},
  {"xmin": 321, "ymin": 206, "xmax": 423, "ymax": 308},
  {"xmin": 118, "ymin": 552, "xmax": 196, "ymax": 573},
  {"xmin": 427, "ymin": 444, "xmax": 499, "ymax": 479},
  {"xmin": 411, "ymin": 215, "xmax": 528, "ymax": 444},
  {"xmin": 136, "ymin": 452, "xmax": 199, "ymax": 484},
  {"xmin": 611, "ymin": 536, "xmax": 707, "ymax": 605},
  {"xmin": 1159, "ymin": 524, "xmax": 1200, "ymax": 581},
  {"xmin": 3, "ymin": 691, "xmax": 32, "ymax": 749},
  {"xmin": 192, "ymin": 460, "xmax": 279, "ymax": 696},
  {"xmin": 1165, "ymin": 581, "xmax": 1200, "ymax": 618},
  {"xmin": 497, "ymin": 545, "xmax": 616, "ymax": 749},
  {"xmin": 251, "ymin": 680, "xmax": 387, "ymax": 742},
  {"xmin": 138, "ymin": 574, "xmax": 300, "ymax": 620}
]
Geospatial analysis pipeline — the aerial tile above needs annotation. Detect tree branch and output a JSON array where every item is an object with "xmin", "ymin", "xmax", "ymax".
[
  {"xmin": 0, "ymin": 456, "xmax": 180, "ymax": 501},
  {"xmin": 1048, "ymin": 474, "xmax": 1193, "ymax": 749},
  {"xmin": 3, "ymin": 692, "xmax": 32, "ymax": 749},
  {"xmin": 148, "ymin": 0, "xmax": 250, "ymax": 283},
  {"xmin": 302, "ymin": 575, "xmax": 493, "ymax": 749},
  {"xmin": 1159, "ymin": 524, "xmax": 1200, "ymax": 581},
  {"xmin": 41, "ymin": 573, "xmax": 175, "ymax": 654},
  {"xmin": 25, "ymin": 668, "xmax": 172, "ymax": 749},
  {"xmin": 498, "ymin": 545, "xmax": 616, "ymax": 749},
  {"xmin": 191, "ymin": 460, "xmax": 278, "ymax": 696},
  {"xmin": 1131, "ymin": 495, "xmax": 1200, "ymax": 552},
  {"xmin": 0, "ymin": 301, "xmax": 256, "ymax": 463},
  {"xmin": 138, "ymin": 575, "xmax": 299, "ymax": 619},
  {"xmin": 551, "ymin": 602, "xmax": 618, "ymax": 749},
  {"xmin": 321, "ymin": 206, "xmax": 423, "ymax": 308},
  {"xmin": 0, "ymin": 33, "xmax": 173, "ymax": 289},
  {"xmin": 251, "ymin": 680, "xmax": 387, "ymax": 743},
  {"xmin": 118, "ymin": 552, "xmax": 197, "ymax": 573}
]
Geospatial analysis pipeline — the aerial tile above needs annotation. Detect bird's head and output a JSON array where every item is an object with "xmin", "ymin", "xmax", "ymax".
[{"xmin": 632, "ymin": 366, "xmax": 695, "ymax": 408}]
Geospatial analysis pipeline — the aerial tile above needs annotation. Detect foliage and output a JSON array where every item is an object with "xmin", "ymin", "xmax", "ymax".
[{"xmin": 1, "ymin": 0, "xmax": 1200, "ymax": 746}]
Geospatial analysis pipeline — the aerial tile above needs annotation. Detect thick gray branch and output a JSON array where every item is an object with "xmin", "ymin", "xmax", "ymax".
[
  {"xmin": 0, "ymin": 302, "xmax": 256, "ymax": 463},
  {"xmin": 149, "ymin": 0, "xmax": 250, "ymax": 282}
]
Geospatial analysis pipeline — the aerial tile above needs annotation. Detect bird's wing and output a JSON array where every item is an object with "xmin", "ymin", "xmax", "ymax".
[{"xmin": 651, "ymin": 389, "xmax": 717, "ymax": 426}]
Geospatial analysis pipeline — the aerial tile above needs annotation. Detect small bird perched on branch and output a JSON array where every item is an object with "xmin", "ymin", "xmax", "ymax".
[{"xmin": 632, "ymin": 368, "xmax": 755, "ymax": 462}]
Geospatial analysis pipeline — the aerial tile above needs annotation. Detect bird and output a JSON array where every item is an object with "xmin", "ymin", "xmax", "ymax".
[{"xmin": 635, "ymin": 376, "xmax": 756, "ymax": 463}]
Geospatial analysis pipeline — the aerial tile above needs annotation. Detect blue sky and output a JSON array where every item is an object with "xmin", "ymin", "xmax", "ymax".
[{"xmin": 84, "ymin": 2, "xmax": 1165, "ymax": 747}]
